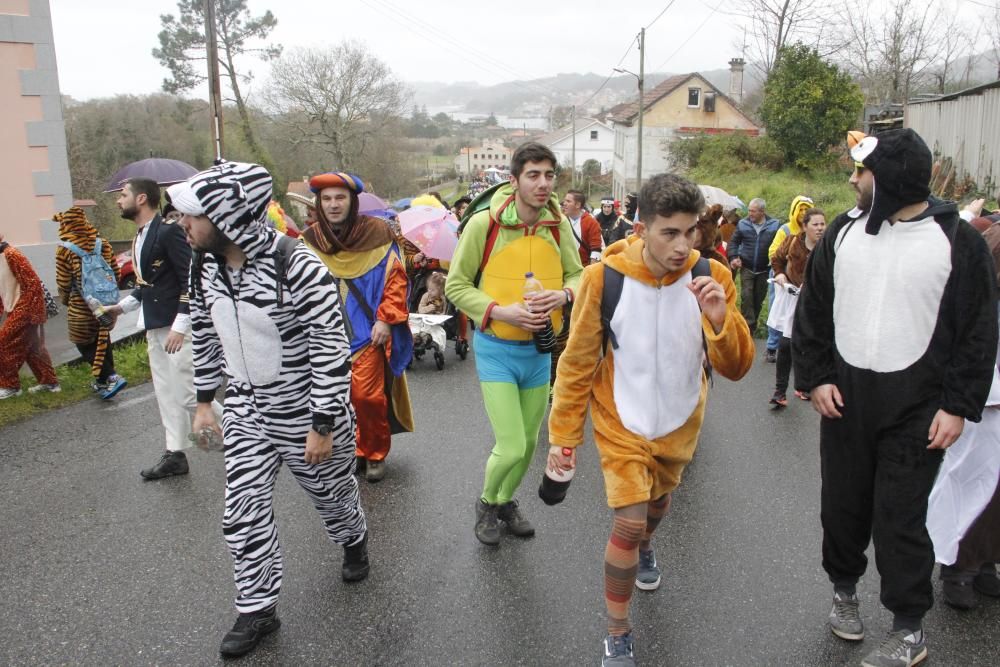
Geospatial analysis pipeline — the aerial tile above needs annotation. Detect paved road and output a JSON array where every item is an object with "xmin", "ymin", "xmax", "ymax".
[{"xmin": 1, "ymin": 340, "xmax": 998, "ymax": 666}]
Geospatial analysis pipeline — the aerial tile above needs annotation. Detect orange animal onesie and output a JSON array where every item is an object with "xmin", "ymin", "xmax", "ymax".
[{"xmin": 548, "ymin": 236, "xmax": 754, "ymax": 507}]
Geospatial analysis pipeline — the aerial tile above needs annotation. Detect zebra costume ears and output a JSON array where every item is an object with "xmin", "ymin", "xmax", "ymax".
[{"xmin": 168, "ymin": 162, "xmax": 273, "ymax": 230}]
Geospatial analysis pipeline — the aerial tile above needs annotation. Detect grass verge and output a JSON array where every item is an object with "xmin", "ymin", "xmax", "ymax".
[{"xmin": 1, "ymin": 339, "xmax": 151, "ymax": 429}]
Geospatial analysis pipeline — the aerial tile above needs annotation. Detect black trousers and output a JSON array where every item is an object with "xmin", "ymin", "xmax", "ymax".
[
  {"xmin": 76, "ymin": 340, "xmax": 115, "ymax": 383},
  {"xmin": 820, "ymin": 365, "xmax": 944, "ymax": 620},
  {"xmin": 739, "ymin": 268, "xmax": 769, "ymax": 332},
  {"xmin": 775, "ymin": 336, "xmax": 792, "ymax": 395}
]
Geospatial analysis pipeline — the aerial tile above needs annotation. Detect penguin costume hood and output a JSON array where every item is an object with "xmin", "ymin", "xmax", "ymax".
[{"xmin": 849, "ymin": 128, "xmax": 933, "ymax": 235}]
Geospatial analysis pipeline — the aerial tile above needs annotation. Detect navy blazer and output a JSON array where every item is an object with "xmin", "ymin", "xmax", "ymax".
[{"xmin": 131, "ymin": 214, "xmax": 191, "ymax": 330}]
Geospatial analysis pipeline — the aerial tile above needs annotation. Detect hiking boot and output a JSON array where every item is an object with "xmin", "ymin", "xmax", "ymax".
[
  {"xmin": 0, "ymin": 387, "xmax": 22, "ymax": 400},
  {"xmin": 973, "ymin": 564, "xmax": 1000, "ymax": 597},
  {"xmin": 942, "ymin": 579, "xmax": 976, "ymax": 610},
  {"xmin": 342, "ymin": 532, "xmax": 370, "ymax": 582},
  {"xmin": 635, "ymin": 548, "xmax": 661, "ymax": 591},
  {"xmin": 764, "ymin": 348, "xmax": 777, "ymax": 363},
  {"xmin": 141, "ymin": 450, "xmax": 189, "ymax": 480},
  {"xmin": 861, "ymin": 629, "xmax": 927, "ymax": 667},
  {"xmin": 28, "ymin": 383, "xmax": 61, "ymax": 394},
  {"xmin": 365, "ymin": 459, "xmax": 386, "ymax": 482},
  {"xmin": 497, "ymin": 499, "xmax": 535, "ymax": 538},
  {"xmin": 100, "ymin": 374, "xmax": 127, "ymax": 400},
  {"xmin": 769, "ymin": 390, "xmax": 788, "ymax": 408},
  {"xmin": 828, "ymin": 591, "xmax": 864, "ymax": 640},
  {"xmin": 474, "ymin": 499, "xmax": 501, "ymax": 546},
  {"xmin": 601, "ymin": 632, "xmax": 636, "ymax": 667},
  {"xmin": 219, "ymin": 606, "xmax": 281, "ymax": 657}
]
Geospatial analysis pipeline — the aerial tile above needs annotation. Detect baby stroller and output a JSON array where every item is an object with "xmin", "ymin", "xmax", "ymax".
[
  {"xmin": 409, "ymin": 313, "xmax": 451, "ymax": 370},
  {"xmin": 409, "ymin": 269, "xmax": 469, "ymax": 362}
]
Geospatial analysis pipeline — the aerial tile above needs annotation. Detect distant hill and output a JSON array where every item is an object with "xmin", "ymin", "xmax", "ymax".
[{"xmin": 408, "ymin": 67, "xmax": 765, "ymax": 116}]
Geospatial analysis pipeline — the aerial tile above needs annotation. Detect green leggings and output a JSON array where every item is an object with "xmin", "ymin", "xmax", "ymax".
[{"xmin": 480, "ymin": 382, "xmax": 549, "ymax": 505}]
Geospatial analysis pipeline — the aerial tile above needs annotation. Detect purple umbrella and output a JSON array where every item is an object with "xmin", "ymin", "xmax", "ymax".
[
  {"xmin": 358, "ymin": 192, "xmax": 389, "ymax": 213},
  {"xmin": 103, "ymin": 158, "xmax": 199, "ymax": 193}
]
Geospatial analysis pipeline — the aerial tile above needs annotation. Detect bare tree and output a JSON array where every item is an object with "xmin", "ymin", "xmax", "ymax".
[
  {"xmin": 928, "ymin": 12, "xmax": 972, "ymax": 94},
  {"xmin": 153, "ymin": 1, "xmax": 281, "ymax": 165},
  {"xmin": 988, "ymin": 1, "xmax": 1000, "ymax": 79},
  {"xmin": 732, "ymin": 0, "xmax": 830, "ymax": 78},
  {"xmin": 835, "ymin": 0, "xmax": 945, "ymax": 104},
  {"xmin": 265, "ymin": 43, "xmax": 410, "ymax": 173}
]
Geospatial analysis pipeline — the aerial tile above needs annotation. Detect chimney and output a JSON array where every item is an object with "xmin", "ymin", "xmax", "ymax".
[{"xmin": 728, "ymin": 58, "xmax": 745, "ymax": 105}]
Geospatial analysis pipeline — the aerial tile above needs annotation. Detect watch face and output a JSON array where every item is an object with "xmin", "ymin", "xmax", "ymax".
[{"xmin": 315, "ymin": 424, "xmax": 332, "ymax": 435}]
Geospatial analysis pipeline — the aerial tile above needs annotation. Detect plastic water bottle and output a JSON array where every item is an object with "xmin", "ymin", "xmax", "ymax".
[
  {"xmin": 85, "ymin": 296, "xmax": 113, "ymax": 328},
  {"xmin": 538, "ymin": 447, "xmax": 575, "ymax": 505},
  {"xmin": 523, "ymin": 272, "xmax": 556, "ymax": 353},
  {"xmin": 188, "ymin": 427, "xmax": 225, "ymax": 452}
]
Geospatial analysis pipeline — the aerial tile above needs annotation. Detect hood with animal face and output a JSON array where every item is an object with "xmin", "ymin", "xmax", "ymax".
[
  {"xmin": 167, "ymin": 161, "xmax": 274, "ymax": 260},
  {"xmin": 850, "ymin": 128, "xmax": 932, "ymax": 235}
]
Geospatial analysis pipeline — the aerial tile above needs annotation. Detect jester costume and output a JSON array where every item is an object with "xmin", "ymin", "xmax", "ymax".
[
  {"xmin": 304, "ymin": 172, "xmax": 414, "ymax": 468},
  {"xmin": 446, "ymin": 183, "xmax": 583, "ymax": 537}
]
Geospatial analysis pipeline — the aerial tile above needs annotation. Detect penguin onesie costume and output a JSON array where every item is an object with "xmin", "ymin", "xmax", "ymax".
[{"xmin": 793, "ymin": 128, "xmax": 998, "ymax": 629}]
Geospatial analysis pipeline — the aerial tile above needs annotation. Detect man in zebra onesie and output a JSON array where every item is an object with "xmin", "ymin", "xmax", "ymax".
[{"xmin": 167, "ymin": 162, "xmax": 368, "ymax": 658}]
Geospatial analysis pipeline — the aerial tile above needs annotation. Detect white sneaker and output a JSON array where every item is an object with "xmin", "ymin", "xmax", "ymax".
[
  {"xmin": 28, "ymin": 383, "xmax": 61, "ymax": 394},
  {"xmin": 0, "ymin": 387, "xmax": 23, "ymax": 399}
]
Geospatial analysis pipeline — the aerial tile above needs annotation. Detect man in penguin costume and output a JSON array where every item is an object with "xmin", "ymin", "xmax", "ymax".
[{"xmin": 792, "ymin": 128, "xmax": 998, "ymax": 667}]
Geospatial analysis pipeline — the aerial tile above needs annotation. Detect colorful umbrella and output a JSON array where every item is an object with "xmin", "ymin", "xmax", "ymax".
[
  {"xmin": 358, "ymin": 192, "xmax": 389, "ymax": 213},
  {"xmin": 104, "ymin": 158, "xmax": 199, "ymax": 193},
  {"xmin": 399, "ymin": 205, "xmax": 459, "ymax": 261}
]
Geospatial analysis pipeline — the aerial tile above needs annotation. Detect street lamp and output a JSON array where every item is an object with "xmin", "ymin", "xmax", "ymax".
[{"xmin": 614, "ymin": 28, "xmax": 645, "ymax": 193}]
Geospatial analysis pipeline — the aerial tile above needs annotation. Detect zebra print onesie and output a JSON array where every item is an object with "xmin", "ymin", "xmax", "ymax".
[{"xmin": 172, "ymin": 162, "xmax": 366, "ymax": 614}]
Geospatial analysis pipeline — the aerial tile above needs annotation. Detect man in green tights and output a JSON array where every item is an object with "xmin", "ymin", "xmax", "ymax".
[{"xmin": 446, "ymin": 142, "xmax": 584, "ymax": 545}]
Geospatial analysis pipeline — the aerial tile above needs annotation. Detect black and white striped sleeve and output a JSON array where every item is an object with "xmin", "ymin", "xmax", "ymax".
[
  {"xmin": 286, "ymin": 244, "xmax": 353, "ymax": 420},
  {"xmin": 191, "ymin": 261, "xmax": 225, "ymax": 403}
]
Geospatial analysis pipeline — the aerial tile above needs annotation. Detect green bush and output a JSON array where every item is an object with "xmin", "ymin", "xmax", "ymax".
[{"xmin": 668, "ymin": 133, "xmax": 785, "ymax": 173}]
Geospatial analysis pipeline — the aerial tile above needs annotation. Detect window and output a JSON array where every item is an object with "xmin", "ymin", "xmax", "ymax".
[
  {"xmin": 704, "ymin": 92, "xmax": 716, "ymax": 112},
  {"xmin": 474, "ymin": 153, "xmax": 479, "ymax": 159},
  {"xmin": 688, "ymin": 87, "xmax": 701, "ymax": 107},
  {"xmin": 590, "ymin": 130, "xmax": 599, "ymax": 140}
]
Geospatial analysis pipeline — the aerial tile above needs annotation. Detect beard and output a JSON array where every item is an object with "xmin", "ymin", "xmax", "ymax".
[
  {"xmin": 120, "ymin": 204, "xmax": 138, "ymax": 221},
  {"xmin": 856, "ymin": 186, "xmax": 874, "ymax": 212},
  {"xmin": 193, "ymin": 224, "xmax": 231, "ymax": 255}
]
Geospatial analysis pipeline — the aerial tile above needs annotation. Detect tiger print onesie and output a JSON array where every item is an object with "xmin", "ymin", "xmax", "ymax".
[{"xmin": 169, "ymin": 162, "xmax": 367, "ymax": 614}]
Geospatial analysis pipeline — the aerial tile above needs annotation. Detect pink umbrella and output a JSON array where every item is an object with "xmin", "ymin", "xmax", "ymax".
[
  {"xmin": 358, "ymin": 192, "xmax": 389, "ymax": 213},
  {"xmin": 399, "ymin": 206, "xmax": 459, "ymax": 261}
]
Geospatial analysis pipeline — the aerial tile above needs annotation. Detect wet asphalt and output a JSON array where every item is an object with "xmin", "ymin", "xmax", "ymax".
[{"xmin": 1, "ymin": 340, "xmax": 998, "ymax": 666}]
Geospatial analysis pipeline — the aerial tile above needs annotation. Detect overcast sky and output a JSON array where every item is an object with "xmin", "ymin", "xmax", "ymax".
[{"xmin": 50, "ymin": 0, "xmax": 986, "ymax": 101}]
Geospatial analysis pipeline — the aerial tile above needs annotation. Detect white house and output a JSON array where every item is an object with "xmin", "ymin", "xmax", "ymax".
[
  {"xmin": 538, "ymin": 117, "xmax": 614, "ymax": 176},
  {"xmin": 454, "ymin": 139, "xmax": 511, "ymax": 177}
]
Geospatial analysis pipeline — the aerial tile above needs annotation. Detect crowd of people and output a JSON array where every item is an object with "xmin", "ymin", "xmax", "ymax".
[{"xmin": 1, "ymin": 130, "xmax": 999, "ymax": 667}]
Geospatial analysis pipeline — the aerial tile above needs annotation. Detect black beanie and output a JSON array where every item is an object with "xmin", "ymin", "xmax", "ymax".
[{"xmin": 850, "ymin": 128, "xmax": 932, "ymax": 235}]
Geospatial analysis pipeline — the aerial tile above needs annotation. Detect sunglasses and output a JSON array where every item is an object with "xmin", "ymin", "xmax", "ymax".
[{"xmin": 853, "ymin": 161, "xmax": 866, "ymax": 177}]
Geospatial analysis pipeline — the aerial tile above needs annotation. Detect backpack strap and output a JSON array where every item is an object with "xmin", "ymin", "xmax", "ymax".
[
  {"xmin": 601, "ymin": 264, "xmax": 625, "ymax": 353},
  {"xmin": 93, "ymin": 237, "xmax": 102, "ymax": 255},
  {"xmin": 473, "ymin": 216, "xmax": 501, "ymax": 288},
  {"xmin": 58, "ymin": 240, "xmax": 85, "ymax": 258},
  {"xmin": 272, "ymin": 234, "xmax": 301, "ymax": 305}
]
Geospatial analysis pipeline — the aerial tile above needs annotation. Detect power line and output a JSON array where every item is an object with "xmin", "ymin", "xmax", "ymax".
[
  {"xmin": 578, "ymin": 33, "xmax": 641, "ymax": 111},
  {"xmin": 645, "ymin": 0, "xmax": 679, "ymax": 29},
  {"xmin": 652, "ymin": 0, "xmax": 725, "ymax": 72}
]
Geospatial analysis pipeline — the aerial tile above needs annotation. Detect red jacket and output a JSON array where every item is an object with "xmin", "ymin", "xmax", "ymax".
[{"xmin": 572, "ymin": 212, "xmax": 604, "ymax": 266}]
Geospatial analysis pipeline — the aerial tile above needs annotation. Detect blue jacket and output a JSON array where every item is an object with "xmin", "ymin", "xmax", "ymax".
[{"xmin": 728, "ymin": 216, "xmax": 780, "ymax": 273}]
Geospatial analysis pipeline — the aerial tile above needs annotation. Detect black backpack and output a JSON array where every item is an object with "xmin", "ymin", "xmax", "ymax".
[{"xmin": 600, "ymin": 256, "xmax": 714, "ymax": 377}]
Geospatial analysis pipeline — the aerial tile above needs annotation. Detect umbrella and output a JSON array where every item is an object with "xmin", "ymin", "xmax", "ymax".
[
  {"xmin": 698, "ymin": 185, "xmax": 745, "ymax": 212},
  {"xmin": 358, "ymin": 192, "xmax": 389, "ymax": 214},
  {"xmin": 104, "ymin": 158, "xmax": 199, "ymax": 193},
  {"xmin": 393, "ymin": 197, "xmax": 413, "ymax": 210},
  {"xmin": 399, "ymin": 205, "xmax": 459, "ymax": 261}
]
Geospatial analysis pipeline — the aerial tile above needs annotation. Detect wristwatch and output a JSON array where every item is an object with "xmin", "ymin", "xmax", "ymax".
[{"xmin": 313, "ymin": 423, "xmax": 334, "ymax": 436}]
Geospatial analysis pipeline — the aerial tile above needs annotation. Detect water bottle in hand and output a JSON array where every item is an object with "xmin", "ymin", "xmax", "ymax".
[
  {"xmin": 86, "ymin": 296, "xmax": 113, "ymax": 328},
  {"xmin": 538, "ymin": 446, "xmax": 575, "ymax": 505},
  {"xmin": 523, "ymin": 272, "xmax": 556, "ymax": 353}
]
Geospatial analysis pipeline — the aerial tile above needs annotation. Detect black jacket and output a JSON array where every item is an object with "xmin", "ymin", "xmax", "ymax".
[{"xmin": 131, "ymin": 214, "xmax": 191, "ymax": 330}]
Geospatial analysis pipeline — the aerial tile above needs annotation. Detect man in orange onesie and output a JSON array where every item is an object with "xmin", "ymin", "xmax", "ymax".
[
  {"xmin": 548, "ymin": 173, "xmax": 754, "ymax": 666},
  {"xmin": 304, "ymin": 172, "xmax": 414, "ymax": 482}
]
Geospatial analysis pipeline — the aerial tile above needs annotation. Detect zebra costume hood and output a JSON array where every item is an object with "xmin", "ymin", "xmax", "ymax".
[{"xmin": 167, "ymin": 161, "xmax": 275, "ymax": 260}]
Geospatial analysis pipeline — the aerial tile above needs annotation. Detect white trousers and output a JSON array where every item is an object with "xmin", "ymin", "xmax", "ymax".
[{"xmin": 146, "ymin": 327, "xmax": 211, "ymax": 452}]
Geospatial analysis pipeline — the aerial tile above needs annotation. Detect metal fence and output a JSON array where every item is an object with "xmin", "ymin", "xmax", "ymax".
[{"xmin": 906, "ymin": 83, "xmax": 1000, "ymax": 195}]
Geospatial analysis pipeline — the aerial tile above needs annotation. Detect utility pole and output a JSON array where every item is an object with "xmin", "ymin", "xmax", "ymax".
[
  {"xmin": 636, "ymin": 27, "xmax": 645, "ymax": 193},
  {"xmin": 571, "ymin": 105, "xmax": 577, "ymax": 188},
  {"xmin": 204, "ymin": 0, "xmax": 224, "ymax": 162}
]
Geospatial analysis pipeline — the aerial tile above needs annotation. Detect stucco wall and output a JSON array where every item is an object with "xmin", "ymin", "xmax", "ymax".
[{"xmin": 0, "ymin": 0, "xmax": 70, "ymax": 287}]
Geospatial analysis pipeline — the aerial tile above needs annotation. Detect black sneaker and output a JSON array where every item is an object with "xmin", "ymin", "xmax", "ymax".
[
  {"xmin": 973, "ymin": 564, "xmax": 1000, "ymax": 597},
  {"xmin": 474, "ymin": 499, "xmax": 501, "ymax": 546},
  {"xmin": 769, "ymin": 390, "xmax": 788, "ymax": 408},
  {"xmin": 140, "ymin": 450, "xmax": 189, "ymax": 480},
  {"xmin": 342, "ymin": 532, "xmax": 370, "ymax": 582},
  {"xmin": 942, "ymin": 579, "xmax": 976, "ymax": 610},
  {"xmin": 219, "ymin": 606, "xmax": 280, "ymax": 657},
  {"xmin": 764, "ymin": 349, "xmax": 777, "ymax": 363},
  {"xmin": 497, "ymin": 499, "xmax": 535, "ymax": 537}
]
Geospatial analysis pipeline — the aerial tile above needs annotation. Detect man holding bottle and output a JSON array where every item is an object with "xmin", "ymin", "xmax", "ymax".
[{"xmin": 445, "ymin": 142, "xmax": 583, "ymax": 546}]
